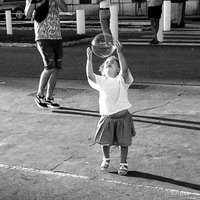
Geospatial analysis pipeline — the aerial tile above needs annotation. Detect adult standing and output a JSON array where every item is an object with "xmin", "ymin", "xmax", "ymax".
[
  {"xmin": 97, "ymin": 0, "xmax": 113, "ymax": 43},
  {"xmin": 25, "ymin": 0, "xmax": 67, "ymax": 108},
  {"xmin": 177, "ymin": 0, "xmax": 187, "ymax": 28},
  {"xmin": 147, "ymin": 0, "xmax": 163, "ymax": 44}
]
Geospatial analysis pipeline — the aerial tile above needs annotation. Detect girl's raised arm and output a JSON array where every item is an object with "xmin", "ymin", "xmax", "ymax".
[
  {"xmin": 86, "ymin": 47, "xmax": 96, "ymax": 84},
  {"xmin": 115, "ymin": 41, "xmax": 129, "ymax": 82}
]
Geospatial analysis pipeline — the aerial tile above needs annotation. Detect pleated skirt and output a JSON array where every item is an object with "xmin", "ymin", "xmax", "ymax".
[{"xmin": 94, "ymin": 110, "xmax": 136, "ymax": 146}]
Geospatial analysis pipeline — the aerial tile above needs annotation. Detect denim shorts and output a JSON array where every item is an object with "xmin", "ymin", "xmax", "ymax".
[{"xmin": 36, "ymin": 39, "xmax": 63, "ymax": 70}]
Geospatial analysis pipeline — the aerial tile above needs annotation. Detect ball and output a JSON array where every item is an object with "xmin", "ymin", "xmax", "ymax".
[{"xmin": 91, "ymin": 33, "xmax": 115, "ymax": 58}]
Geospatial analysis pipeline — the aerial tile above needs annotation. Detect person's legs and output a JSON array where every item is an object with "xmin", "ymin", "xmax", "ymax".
[
  {"xmin": 45, "ymin": 41, "xmax": 62, "ymax": 108},
  {"xmin": 100, "ymin": 145, "xmax": 110, "ymax": 170},
  {"xmin": 37, "ymin": 68, "xmax": 55, "ymax": 97},
  {"xmin": 149, "ymin": 4, "xmax": 162, "ymax": 44},
  {"xmin": 36, "ymin": 40, "xmax": 55, "ymax": 97},
  {"xmin": 120, "ymin": 146, "xmax": 128, "ymax": 163},
  {"xmin": 46, "ymin": 68, "xmax": 59, "ymax": 99},
  {"xmin": 150, "ymin": 17, "xmax": 160, "ymax": 44},
  {"xmin": 155, "ymin": 18, "xmax": 160, "ymax": 41},
  {"xmin": 99, "ymin": 10, "xmax": 112, "ymax": 43},
  {"xmin": 178, "ymin": 1, "xmax": 186, "ymax": 27},
  {"xmin": 101, "ymin": 145, "xmax": 110, "ymax": 159},
  {"xmin": 150, "ymin": 18, "xmax": 156, "ymax": 41},
  {"xmin": 35, "ymin": 68, "xmax": 55, "ymax": 108},
  {"xmin": 118, "ymin": 146, "xmax": 129, "ymax": 176},
  {"xmin": 45, "ymin": 68, "xmax": 61, "ymax": 108},
  {"xmin": 35, "ymin": 40, "xmax": 62, "ymax": 108}
]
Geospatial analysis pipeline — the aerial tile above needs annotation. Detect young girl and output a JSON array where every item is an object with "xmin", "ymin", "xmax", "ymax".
[{"xmin": 86, "ymin": 41, "xmax": 136, "ymax": 176}]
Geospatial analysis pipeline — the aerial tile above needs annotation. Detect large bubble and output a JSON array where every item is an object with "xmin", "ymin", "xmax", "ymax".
[{"xmin": 91, "ymin": 33, "xmax": 115, "ymax": 58}]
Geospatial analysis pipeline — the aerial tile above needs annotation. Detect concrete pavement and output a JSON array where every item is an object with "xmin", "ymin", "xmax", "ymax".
[
  {"xmin": 1, "ymin": 44, "xmax": 200, "ymax": 85},
  {"xmin": 0, "ymin": 75, "xmax": 200, "ymax": 199}
]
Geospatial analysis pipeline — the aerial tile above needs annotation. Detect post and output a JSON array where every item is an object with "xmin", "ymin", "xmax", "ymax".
[
  {"xmin": 5, "ymin": 10, "xmax": 13, "ymax": 35},
  {"xmin": 157, "ymin": 4, "xmax": 164, "ymax": 42},
  {"xmin": 110, "ymin": 5, "xmax": 118, "ymax": 41},
  {"xmin": 76, "ymin": 10, "xmax": 85, "ymax": 35},
  {"xmin": 163, "ymin": 0, "xmax": 171, "ymax": 31}
]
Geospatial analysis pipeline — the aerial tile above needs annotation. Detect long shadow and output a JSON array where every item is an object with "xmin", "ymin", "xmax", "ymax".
[
  {"xmin": 54, "ymin": 107, "xmax": 200, "ymax": 191},
  {"xmin": 132, "ymin": 118, "xmax": 200, "ymax": 130},
  {"xmin": 58, "ymin": 107, "xmax": 99, "ymax": 113},
  {"xmin": 109, "ymin": 171, "xmax": 200, "ymax": 191},
  {"xmin": 52, "ymin": 107, "xmax": 100, "ymax": 118},
  {"xmin": 53, "ymin": 107, "xmax": 200, "ymax": 130},
  {"xmin": 133, "ymin": 114, "xmax": 200, "ymax": 125}
]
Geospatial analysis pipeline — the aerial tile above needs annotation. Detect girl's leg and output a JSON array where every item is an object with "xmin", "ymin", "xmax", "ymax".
[
  {"xmin": 101, "ymin": 145, "xmax": 110, "ymax": 159},
  {"xmin": 120, "ymin": 146, "xmax": 128, "ymax": 163},
  {"xmin": 118, "ymin": 146, "xmax": 129, "ymax": 176},
  {"xmin": 100, "ymin": 145, "xmax": 110, "ymax": 170}
]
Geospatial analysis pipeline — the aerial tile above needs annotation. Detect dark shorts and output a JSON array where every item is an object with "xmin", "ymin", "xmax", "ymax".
[
  {"xmin": 148, "ymin": 4, "xmax": 162, "ymax": 19},
  {"xmin": 36, "ymin": 39, "xmax": 63, "ymax": 70},
  {"xmin": 94, "ymin": 110, "xmax": 136, "ymax": 146}
]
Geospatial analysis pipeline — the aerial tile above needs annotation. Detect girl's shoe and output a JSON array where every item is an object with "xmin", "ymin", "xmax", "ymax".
[
  {"xmin": 100, "ymin": 158, "xmax": 110, "ymax": 170},
  {"xmin": 118, "ymin": 163, "xmax": 128, "ymax": 176}
]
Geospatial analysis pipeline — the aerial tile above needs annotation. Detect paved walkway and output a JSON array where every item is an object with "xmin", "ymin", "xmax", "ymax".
[{"xmin": 0, "ymin": 75, "xmax": 200, "ymax": 199}]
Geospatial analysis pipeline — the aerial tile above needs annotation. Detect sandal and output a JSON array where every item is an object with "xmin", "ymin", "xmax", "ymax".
[
  {"xmin": 100, "ymin": 158, "xmax": 110, "ymax": 170},
  {"xmin": 118, "ymin": 163, "xmax": 128, "ymax": 176}
]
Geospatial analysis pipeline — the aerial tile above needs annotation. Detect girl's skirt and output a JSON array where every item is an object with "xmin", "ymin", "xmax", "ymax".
[{"xmin": 94, "ymin": 110, "xmax": 136, "ymax": 146}]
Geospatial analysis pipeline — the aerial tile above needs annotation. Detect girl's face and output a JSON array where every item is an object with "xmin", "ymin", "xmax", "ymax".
[{"xmin": 103, "ymin": 57, "xmax": 120, "ymax": 78}]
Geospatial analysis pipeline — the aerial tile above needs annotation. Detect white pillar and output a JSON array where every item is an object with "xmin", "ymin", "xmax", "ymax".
[
  {"xmin": 163, "ymin": 0, "xmax": 171, "ymax": 31},
  {"xmin": 110, "ymin": 5, "xmax": 118, "ymax": 41},
  {"xmin": 157, "ymin": 4, "xmax": 164, "ymax": 42},
  {"xmin": 76, "ymin": 10, "xmax": 85, "ymax": 35},
  {"xmin": 5, "ymin": 10, "xmax": 12, "ymax": 35}
]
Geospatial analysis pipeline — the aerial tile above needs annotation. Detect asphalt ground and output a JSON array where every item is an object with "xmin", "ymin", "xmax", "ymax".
[
  {"xmin": 0, "ymin": 18, "xmax": 200, "ymax": 199},
  {"xmin": 0, "ymin": 42, "xmax": 200, "ymax": 86}
]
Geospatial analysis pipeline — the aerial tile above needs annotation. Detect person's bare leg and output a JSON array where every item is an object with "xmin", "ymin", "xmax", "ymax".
[
  {"xmin": 150, "ymin": 18, "xmax": 156, "ymax": 41},
  {"xmin": 101, "ymin": 145, "xmax": 110, "ymax": 159},
  {"xmin": 37, "ymin": 68, "xmax": 53, "ymax": 96},
  {"xmin": 118, "ymin": 146, "xmax": 129, "ymax": 176},
  {"xmin": 155, "ymin": 18, "xmax": 160, "ymax": 41},
  {"xmin": 46, "ymin": 68, "xmax": 59, "ymax": 99},
  {"xmin": 120, "ymin": 146, "xmax": 128, "ymax": 163},
  {"xmin": 100, "ymin": 145, "xmax": 110, "ymax": 170}
]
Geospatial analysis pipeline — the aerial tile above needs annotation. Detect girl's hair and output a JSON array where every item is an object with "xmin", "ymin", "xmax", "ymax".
[{"xmin": 99, "ymin": 55, "xmax": 120, "ymax": 76}]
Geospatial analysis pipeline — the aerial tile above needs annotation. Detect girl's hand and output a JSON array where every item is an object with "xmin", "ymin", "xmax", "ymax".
[
  {"xmin": 114, "ymin": 41, "xmax": 123, "ymax": 54},
  {"xmin": 87, "ymin": 47, "xmax": 93, "ymax": 61}
]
